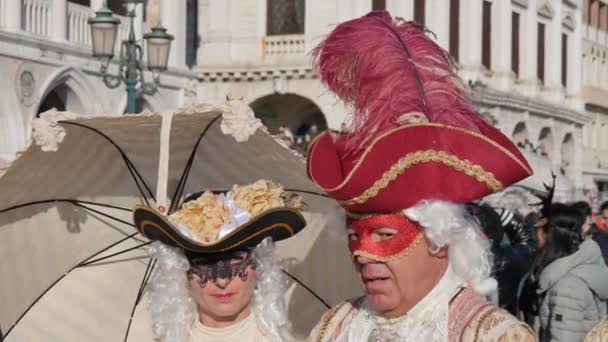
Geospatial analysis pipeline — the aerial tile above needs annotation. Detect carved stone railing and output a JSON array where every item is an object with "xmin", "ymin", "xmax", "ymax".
[
  {"xmin": 67, "ymin": 2, "xmax": 91, "ymax": 45},
  {"xmin": 23, "ymin": 0, "xmax": 51, "ymax": 36},
  {"xmin": 67, "ymin": 3, "xmax": 129, "ymax": 48},
  {"xmin": 262, "ymin": 34, "xmax": 307, "ymax": 61}
]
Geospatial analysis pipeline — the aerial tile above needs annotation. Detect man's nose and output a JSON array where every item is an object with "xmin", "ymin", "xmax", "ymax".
[{"xmin": 355, "ymin": 254, "xmax": 374, "ymax": 265}]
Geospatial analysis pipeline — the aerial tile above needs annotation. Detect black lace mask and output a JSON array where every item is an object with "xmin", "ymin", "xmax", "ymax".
[{"xmin": 187, "ymin": 250, "xmax": 257, "ymax": 288}]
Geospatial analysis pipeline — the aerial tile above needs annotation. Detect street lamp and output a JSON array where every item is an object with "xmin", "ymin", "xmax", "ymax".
[{"xmin": 88, "ymin": 0, "xmax": 173, "ymax": 113}]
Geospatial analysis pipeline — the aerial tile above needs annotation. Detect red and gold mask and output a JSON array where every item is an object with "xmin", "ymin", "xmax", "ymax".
[{"xmin": 347, "ymin": 214, "xmax": 423, "ymax": 262}]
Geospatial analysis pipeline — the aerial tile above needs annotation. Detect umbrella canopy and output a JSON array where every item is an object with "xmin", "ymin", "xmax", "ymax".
[{"xmin": 0, "ymin": 102, "xmax": 360, "ymax": 341}]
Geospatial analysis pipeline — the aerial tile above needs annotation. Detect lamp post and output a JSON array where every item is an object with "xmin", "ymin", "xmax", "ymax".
[{"xmin": 88, "ymin": 0, "xmax": 173, "ymax": 114}]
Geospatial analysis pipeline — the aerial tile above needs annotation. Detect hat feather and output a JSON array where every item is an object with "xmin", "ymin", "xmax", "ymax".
[{"xmin": 313, "ymin": 11, "xmax": 489, "ymax": 154}]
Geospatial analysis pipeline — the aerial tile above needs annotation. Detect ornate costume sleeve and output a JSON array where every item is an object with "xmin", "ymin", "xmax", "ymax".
[
  {"xmin": 307, "ymin": 302, "xmax": 353, "ymax": 342},
  {"xmin": 463, "ymin": 306, "xmax": 537, "ymax": 342}
]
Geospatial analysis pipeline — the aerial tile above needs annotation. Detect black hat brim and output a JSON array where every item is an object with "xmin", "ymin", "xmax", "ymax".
[{"xmin": 133, "ymin": 205, "xmax": 306, "ymax": 253}]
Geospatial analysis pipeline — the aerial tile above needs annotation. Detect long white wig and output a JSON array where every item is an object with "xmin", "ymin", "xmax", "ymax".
[
  {"xmin": 146, "ymin": 237, "xmax": 290, "ymax": 342},
  {"xmin": 403, "ymin": 200, "xmax": 497, "ymax": 299}
]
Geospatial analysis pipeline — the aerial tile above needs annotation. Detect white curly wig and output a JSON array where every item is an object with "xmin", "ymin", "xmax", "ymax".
[
  {"xmin": 403, "ymin": 200, "xmax": 497, "ymax": 299},
  {"xmin": 146, "ymin": 237, "xmax": 290, "ymax": 342}
]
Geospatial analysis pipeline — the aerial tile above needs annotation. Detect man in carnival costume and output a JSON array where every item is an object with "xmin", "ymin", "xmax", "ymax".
[
  {"xmin": 133, "ymin": 179, "xmax": 305, "ymax": 342},
  {"xmin": 306, "ymin": 11, "xmax": 536, "ymax": 341}
]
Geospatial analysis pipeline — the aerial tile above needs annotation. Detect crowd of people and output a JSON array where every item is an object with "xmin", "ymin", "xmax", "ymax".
[
  {"xmin": 470, "ymin": 197, "xmax": 608, "ymax": 341},
  {"xmin": 275, "ymin": 125, "xmax": 321, "ymax": 156}
]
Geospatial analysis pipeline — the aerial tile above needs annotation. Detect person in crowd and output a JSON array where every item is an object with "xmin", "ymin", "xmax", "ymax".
[
  {"xmin": 532, "ymin": 203, "xmax": 608, "ymax": 342},
  {"xmin": 597, "ymin": 201, "xmax": 608, "ymax": 231},
  {"xmin": 572, "ymin": 201, "xmax": 608, "ymax": 265},
  {"xmin": 133, "ymin": 180, "xmax": 306, "ymax": 342},
  {"xmin": 472, "ymin": 204, "xmax": 536, "ymax": 316},
  {"xmin": 306, "ymin": 11, "xmax": 535, "ymax": 341}
]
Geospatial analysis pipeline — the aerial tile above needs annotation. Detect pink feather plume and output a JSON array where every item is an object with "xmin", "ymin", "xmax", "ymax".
[{"xmin": 313, "ymin": 11, "xmax": 489, "ymax": 154}]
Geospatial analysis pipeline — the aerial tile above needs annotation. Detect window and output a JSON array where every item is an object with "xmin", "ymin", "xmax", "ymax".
[
  {"xmin": 267, "ymin": 0, "xmax": 305, "ymax": 35},
  {"xmin": 68, "ymin": 0, "xmax": 90, "ymax": 5},
  {"xmin": 372, "ymin": 0, "xmax": 386, "ymax": 11},
  {"xmin": 186, "ymin": 0, "xmax": 198, "ymax": 68},
  {"xmin": 107, "ymin": 0, "xmax": 127, "ymax": 16},
  {"xmin": 537, "ymin": 23, "xmax": 545, "ymax": 83},
  {"xmin": 583, "ymin": 0, "xmax": 590, "ymax": 24},
  {"xmin": 562, "ymin": 33, "xmax": 568, "ymax": 87},
  {"xmin": 414, "ymin": 0, "xmax": 425, "ymax": 26},
  {"xmin": 598, "ymin": 3, "xmax": 608, "ymax": 31},
  {"xmin": 449, "ymin": 0, "xmax": 460, "ymax": 61},
  {"xmin": 512, "ymin": 12, "xmax": 520, "ymax": 76},
  {"xmin": 482, "ymin": 1, "xmax": 492, "ymax": 69},
  {"xmin": 591, "ymin": 0, "xmax": 599, "ymax": 28}
]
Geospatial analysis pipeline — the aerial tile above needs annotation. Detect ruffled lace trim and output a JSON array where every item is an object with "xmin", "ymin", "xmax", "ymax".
[{"xmin": 31, "ymin": 110, "xmax": 79, "ymax": 152}]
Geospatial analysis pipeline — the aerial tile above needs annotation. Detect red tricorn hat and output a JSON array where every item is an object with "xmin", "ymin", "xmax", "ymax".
[{"xmin": 307, "ymin": 11, "xmax": 532, "ymax": 214}]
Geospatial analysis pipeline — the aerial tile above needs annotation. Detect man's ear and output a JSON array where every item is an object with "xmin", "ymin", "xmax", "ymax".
[
  {"xmin": 433, "ymin": 246, "xmax": 448, "ymax": 258},
  {"xmin": 427, "ymin": 240, "xmax": 448, "ymax": 258}
]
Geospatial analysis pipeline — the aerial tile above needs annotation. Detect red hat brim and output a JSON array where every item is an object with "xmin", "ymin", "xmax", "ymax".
[{"xmin": 307, "ymin": 123, "xmax": 532, "ymax": 213}]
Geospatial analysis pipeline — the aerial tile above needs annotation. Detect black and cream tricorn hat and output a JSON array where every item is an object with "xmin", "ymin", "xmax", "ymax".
[{"xmin": 133, "ymin": 180, "xmax": 306, "ymax": 253}]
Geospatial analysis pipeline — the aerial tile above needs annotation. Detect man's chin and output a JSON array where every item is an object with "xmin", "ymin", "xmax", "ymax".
[{"xmin": 365, "ymin": 293, "xmax": 396, "ymax": 312}]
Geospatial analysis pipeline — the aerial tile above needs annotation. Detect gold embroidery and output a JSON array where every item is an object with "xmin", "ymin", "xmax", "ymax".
[
  {"xmin": 339, "ymin": 150, "xmax": 503, "ymax": 206},
  {"xmin": 311, "ymin": 302, "xmax": 348, "ymax": 342},
  {"xmin": 474, "ymin": 307, "xmax": 501, "ymax": 342},
  {"xmin": 471, "ymin": 307, "xmax": 536, "ymax": 342},
  {"xmin": 312, "ymin": 123, "xmax": 531, "ymax": 193}
]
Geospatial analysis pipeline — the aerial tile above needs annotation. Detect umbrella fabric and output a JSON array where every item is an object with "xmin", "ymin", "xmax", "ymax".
[{"xmin": 0, "ymin": 106, "xmax": 361, "ymax": 341}]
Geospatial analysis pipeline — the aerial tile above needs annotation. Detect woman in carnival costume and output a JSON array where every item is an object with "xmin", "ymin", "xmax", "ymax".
[{"xmin": 133, "ymin": 179, "xmax": 305, "ymax": 342}]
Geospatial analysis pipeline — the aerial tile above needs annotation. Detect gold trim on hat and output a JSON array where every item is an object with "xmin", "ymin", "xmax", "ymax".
[
  {"xmin": 140, "ymin": 219, "xmax": 295, "ymax": 252},
  {"xmin": 309, "ymin": 123, "xmax": 532, "ymax": 194},
  {"xmin": 339, "ymin": 149, "xmax": 504, "ymax": 206}
]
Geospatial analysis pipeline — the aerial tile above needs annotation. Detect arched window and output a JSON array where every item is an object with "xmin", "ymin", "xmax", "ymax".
[
  {"xmin": 107, "ymin": 0, "xmax": 127, "ymax": 16},
  {"xmin": 414, "ymin": 0, "xmax": 425, "ymax": 26},
  {"xmin": 267, "ymin": 0, "xmax": 305, "ymax": 35},
  {"xmin": 561, "ymin": 134, "xmax": 575, "ymax": 177},
  {"xmin": 372, "ymin": 0, "xmax": 386, "ymax": 11},
  {"xmin": 512, "ymin": 122, "xmax": 529, "ymax": 149},
  {"xmin": 449, "ymin": 0, "xmax": 460, "ymax": 61},
  {"xmin": 538, "ymin": 127, "xmax": 553, "ymax": 157},
  {"xmin": 482, "ymin": 0, "xmax": 492, "ymax": 69}
]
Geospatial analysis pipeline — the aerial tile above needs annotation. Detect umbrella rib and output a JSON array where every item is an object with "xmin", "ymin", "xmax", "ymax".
[
  {"xmin": 137, "ymin": 258, "xmax": 157, "ymax": 301},
  {"xmin": 71, "ymin": 202, "xmax": 136, "ymax": 228},
  {"xmin": 124, "ymin": 257, "xmax": 156, "ymax": 342},
  {"xmin": 122, "ymin": 155, "xmax": 153, "ymax": 207},
  {"xmin": 281, "ymin": 269, "xmax": 331, "ymax": 309},
  {"xmin": 59, "ymin": 121, "xmax": 156, "ymax": 203},
  {"xmin": 0, "ymin": 199, "xmax": 131, "ymax": 216},
  {"xmin": 169, "ymin": 114, "xmax": 222, "ymax": 213},
  {"xmin": 79, "ymin": 241, "xmax": 153, "ymax": 267},
  {"xmin": 3, "ymin": 232, "xmax": 140, "ymax": 338}
]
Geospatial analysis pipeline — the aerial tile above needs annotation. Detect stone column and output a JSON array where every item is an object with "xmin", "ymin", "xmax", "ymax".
[
  {"xmin": 426, "ymin": 0, "xmax": 449, "ymax": 50},
  {"xmin": 5, "ymin": 0, "xmax": 23, "ymax": 32},
  {"xmin": 459, "ymin": 0, "xmax": 483, "ymax": 82},
  {"xmin": 519, "ymin": 0, "xmax": 538, "ymax": 96},
  {"xmin": 387, "ymin": 0, "xmax": 413, "ymax": 20},
  {"xmin": 52, "ymin": 0, "xmax": 68, "ymax": 42},
  {"xmin": 161, "ymin": 0, "xmax": 187, "ymax": 68},
  {"xmin": 490, "ymin": 0, "xmax": 512, "ymax": 90},
  {"xmin": 543, "ymin": 1, "xmax": 563, "ymax": 102},
  {"xmin": 197, "ymin": 0, "xmax": 231, "ymax": 67},
  {"xmin": 568, "ymin": 9, "xmax": 584, "ymax": 111}
]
